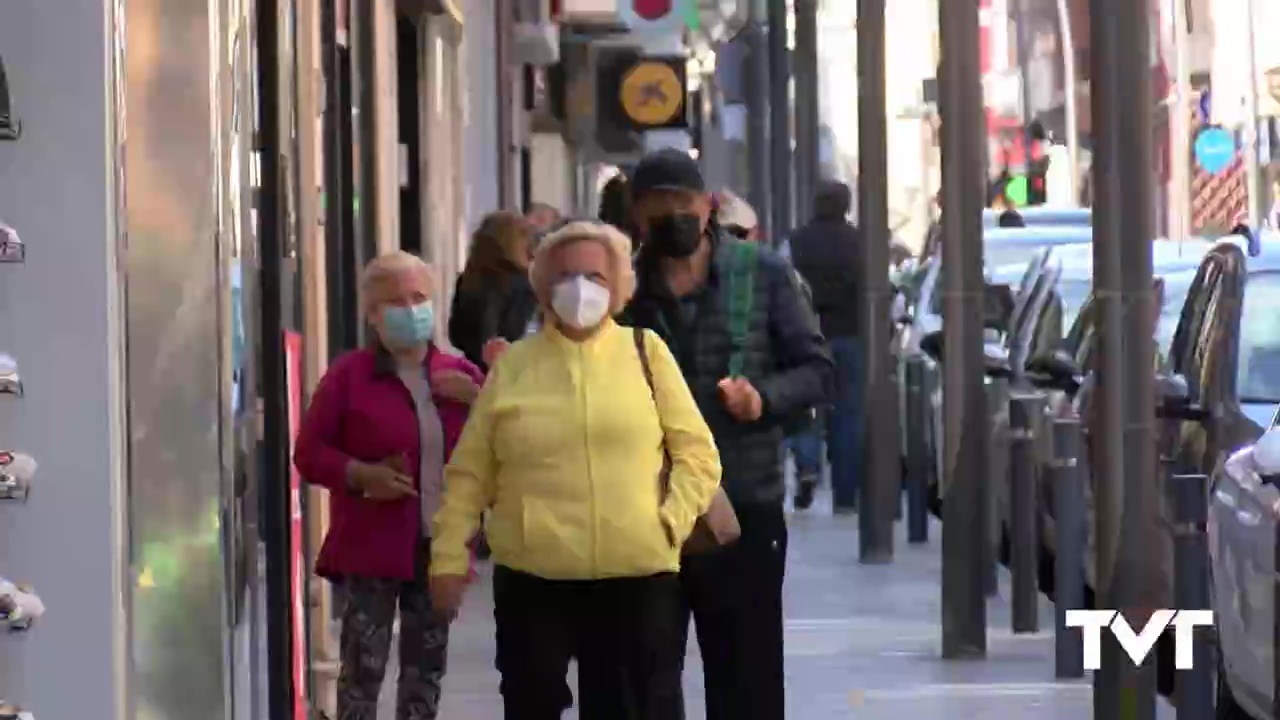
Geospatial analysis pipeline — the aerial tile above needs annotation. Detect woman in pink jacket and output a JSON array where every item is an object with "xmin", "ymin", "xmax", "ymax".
[{"xmin": 294, "ymin": 251, "xmax": 483, "ymax": 720}]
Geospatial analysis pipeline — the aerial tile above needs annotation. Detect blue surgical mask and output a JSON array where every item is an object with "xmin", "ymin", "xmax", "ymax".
[{"xmin": 381, "ymin": 301, "xmax": 435, "ymax": 348}]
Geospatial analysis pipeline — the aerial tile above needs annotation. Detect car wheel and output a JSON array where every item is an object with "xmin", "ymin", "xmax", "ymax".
[{"xmin": 1216, "ymin": 656, "xmax": 1252, "ymax": 720}]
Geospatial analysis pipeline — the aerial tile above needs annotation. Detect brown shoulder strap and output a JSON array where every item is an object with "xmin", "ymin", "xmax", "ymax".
[
  {"xmin": 634, "ymin": 327, "xmax": 656, "ymax": 394},
  {"xmin": 632, "ymin": 327, "xmax": 672, "ymax": 499}
]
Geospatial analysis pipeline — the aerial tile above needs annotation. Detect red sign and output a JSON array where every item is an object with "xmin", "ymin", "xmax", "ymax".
[
  {"xmin": 634, "ymin": 0, "xmax": 672, "ymax": 21},
  {"xmin": 284, "ymin": 330, "xmax": 309, "ymax": 720}
]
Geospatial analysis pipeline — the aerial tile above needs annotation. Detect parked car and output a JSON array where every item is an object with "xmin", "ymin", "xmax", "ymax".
[
  {"xmin": 982, "ymin": 225, "xmax": 1093, "ymax": 272},
  {"xmin": 1040, "ymin": 239, "xmax": 1214, "ymax": 331},
  {"xmin": 1211, "ymin": 426, "xmax": 1280, "ymax": 719},
  {"xmin": 982, "ymin": 206, "xmax": 1091, "ymax": 229},
  {"xmin": 1033, "ymin": 238, "xmax": 1280, "ymax": 701}
]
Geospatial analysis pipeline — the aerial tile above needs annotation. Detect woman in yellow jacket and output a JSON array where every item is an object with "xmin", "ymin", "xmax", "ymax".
[{"xmin": 430, "ymin": 220, "xmax": 722, "ymax": 720}]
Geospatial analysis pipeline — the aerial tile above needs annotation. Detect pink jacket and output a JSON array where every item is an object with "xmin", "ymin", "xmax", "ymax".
[{"xmin": 294, "ymin": 344, "xmax": 482, "ymax": 581}]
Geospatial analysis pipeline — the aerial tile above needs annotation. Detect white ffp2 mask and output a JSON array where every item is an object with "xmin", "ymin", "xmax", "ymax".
[{"xmin": 551, "ymin": 276, "xmax": 611, "ymax": 330}]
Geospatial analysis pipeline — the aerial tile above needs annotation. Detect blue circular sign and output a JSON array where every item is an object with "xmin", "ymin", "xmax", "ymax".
[{"xmin": 1194, "ymin": 126, "xmax": 1236, "ymax": 174}]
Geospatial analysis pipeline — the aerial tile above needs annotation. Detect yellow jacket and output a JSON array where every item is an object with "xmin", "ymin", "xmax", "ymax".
[{"xmin": 431, "ymin": 319, "xmax": 722, "ymax": 580}]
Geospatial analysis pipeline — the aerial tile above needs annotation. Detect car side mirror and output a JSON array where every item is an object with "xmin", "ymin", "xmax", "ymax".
[
  {"xmin": 1155, "ymin": 373, "xmax": 1209, "ymax": 422},
  {"xmin": 920, "ymin": 329, "xmax": 943, "ymax": 361},
  {"xmin": 1027, "ymin": 349, "xmax": 1082, "ymax": 393},
  {"xmin": 983, "ymin": 342, "xmax": 1013, "ymax": 379},
  {"xmin": 0, "ymin": 55, "xmax": 20, "ymax": 141}
]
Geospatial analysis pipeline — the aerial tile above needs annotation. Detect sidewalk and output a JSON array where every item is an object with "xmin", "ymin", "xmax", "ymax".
[{"xmin": 391, "ymin": 489, "xmax": 1172, "ymax": 718}]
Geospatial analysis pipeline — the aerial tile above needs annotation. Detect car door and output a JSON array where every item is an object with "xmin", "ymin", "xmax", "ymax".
[
  {"xmin": 1169, "ymin": 253, "xmax": 1228, "ymax": 473},
  {"xmin": 1196, "ymin": 252, "xmax": 1259, "ymax": 703},
  {"xmin": 1213, "ymin": 264, "xmax": 1280, "ymax": 706}
]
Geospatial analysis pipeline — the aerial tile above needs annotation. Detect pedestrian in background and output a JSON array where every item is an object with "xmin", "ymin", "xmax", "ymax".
[
  {"xmin": 715, "ymin": 189, "xmax": 759, "ymax": 242},
  {"xmin": 526, "ymin": 201, "xmax": 562, "ymax": 238},
  {"xmin": 598, "ymin": 173, "xmax": 633, "ymax": 234},
  {"xmin": 787, "ymin": 180, "xmax": 864, "ymax": 514},
  {"xmin": 294, "ymin": 251, "xmax": 483, "ymax": 720},
  {"xmin": 448, "ymin": 212, "xmax": 540, "ymax": 373},
  {"xmin": 721, "ymin": 188, "xmax": 826, "ymax": 509},
  {"xmin": 430, "ymin": 220, "xmax": 721, "ymax": 720},
  {"xmin": 621, "ymin": 149, "xmax": 833, "ymax": 720}
]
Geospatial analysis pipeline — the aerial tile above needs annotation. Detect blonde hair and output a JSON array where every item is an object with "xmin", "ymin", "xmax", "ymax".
[
  {"xmin": 529, "ymin": 220, "xmax": 635, "ymax": 315},
  {"xmin": 360, "ymin": 250, "xmax": 434, "ymax": 316}
]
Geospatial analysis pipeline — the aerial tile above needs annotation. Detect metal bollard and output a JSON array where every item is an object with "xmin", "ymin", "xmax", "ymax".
[
  {"xmin": 1051, "ymin": 417, "xmax": 1085, "ymax": 678},
  {"xmin": 1008, "ymin": 391, "xmax": 1043, "ymax": 634},
  {"xmin": 985, "ymin": 378, "xmax": 1009, "ymax": 597},
  {"xmin": 904, "ymin": 357, "xmax": 929, "ymax": 543},
  {"xmin": 1167, "ymin": 473, "xmax": 1212, "ymax": 719}
]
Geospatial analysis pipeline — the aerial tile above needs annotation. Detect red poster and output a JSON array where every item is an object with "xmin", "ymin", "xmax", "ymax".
[{"xmin": 284, "ymin": 330, "xmax": 309, "ymax": 720}]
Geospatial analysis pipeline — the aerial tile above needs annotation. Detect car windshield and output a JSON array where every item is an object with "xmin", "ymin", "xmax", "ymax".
[
  {"xmin": 985, "ymin": 244, "xmax": 1054, "ymax": 270},
  {"xmin": 1237, "ymin": 272, "xmax": 1280, "ymax": 403},
  {"xmin": 1058, "ymin": 279, "xmax": 1092, "ymax": 329},
  {"xmin": 1155, "ymin": 271, "xmax": 1196, "ymax": 355}
]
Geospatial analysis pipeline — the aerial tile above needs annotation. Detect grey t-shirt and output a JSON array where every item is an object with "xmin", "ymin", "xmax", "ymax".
[{"xmin": 397, "ymin": 366, "xmax": 446, "ymax": 538}]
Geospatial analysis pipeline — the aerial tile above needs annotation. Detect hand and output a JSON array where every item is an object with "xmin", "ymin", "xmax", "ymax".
[
  {"xmin": 718, "ymin": 376, "xmax": 763, "ymax": 422},
  {"xmin": 482, "ymin": 338, "xmax": 511, "ymax": 367},
  {"xmin": 432, "ymin": 369, "xmax": 480, "ymax": 404},
  {"xmin": 350, "ymin": 459, "xmax": 417, "ymax": 501},
  {"xmin": 429, "ymin": 573, "xmax": 468, "ymax": 618}
]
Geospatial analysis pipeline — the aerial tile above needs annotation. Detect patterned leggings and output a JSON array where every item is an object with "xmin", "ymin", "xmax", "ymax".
[{"xmin": 337, "ymin": 551, "xmax": 449, "ymax": 720}]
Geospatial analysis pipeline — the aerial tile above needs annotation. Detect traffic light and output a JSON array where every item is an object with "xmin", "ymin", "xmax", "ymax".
[{"xmin": 1027, "ymin": 155, "xmax": 1049, "ymax": 206}]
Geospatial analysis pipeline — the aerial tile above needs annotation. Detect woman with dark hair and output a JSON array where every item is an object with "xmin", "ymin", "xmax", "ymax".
[
  {"xmin": 448, "ymin": 211, "xmax": 540, "ymax": 373},
  {"xmin": 598, "ymin": 173, "xmax": 633, "ymax": 233}
]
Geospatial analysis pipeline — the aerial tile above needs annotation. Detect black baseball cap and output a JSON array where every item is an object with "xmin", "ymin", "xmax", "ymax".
[{"xmin": 630, "ymin": 148, "xmax": 705, "ymax": 196}]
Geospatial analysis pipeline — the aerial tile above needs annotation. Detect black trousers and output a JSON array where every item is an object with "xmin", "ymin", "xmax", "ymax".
[
  {"xmin": 492, "ymin": 565, "xmax": 684, "ymax": 720},
  {"xmin": 679, "ymin": 501, "xmax": 788, "ymax": 720}
]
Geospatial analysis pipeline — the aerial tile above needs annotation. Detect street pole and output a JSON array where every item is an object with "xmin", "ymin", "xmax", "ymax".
[
  {"xmin": 1012, "ymin": 0, "xmax": 1035, "ymax": 168},
  {"xmin": 1092, "ymin": 0, "xmax": 1160, "ymax": 715},
  {"xmin": 1115, "ymin": 0, "xmax": 1159, "ymax": 714},
  {"xmin": 1053, "ymin": 0, "xmax": 1080, "ymax": 202},
  {"xmin": 1243, "ymin": 0, "xmax": 1262, "ymax": 229},
  {"xmin": 767, "ymin": 0, "xmax": 793, "ymax": 240},
  {"xmin": 1169, "ymin": 0, "xmax": 1192, "ymax": 241},
  {"xmin": 857, "ymin": 0, "xmax": 895, "ymax": 564},
  {"xmin": 794, "ymin": 0, "xmax": 820, "ymax": 219},
  {"xmin": 938, "ymin": 0, "xmax": 989, "ymax": 658},
  {"xmin": 746, "ymin": 0, "xmax": 772, "ymax": 240},
  {"xmin": 1088, "ymin": 0, "xmax": 1126, "ymax": 710}
]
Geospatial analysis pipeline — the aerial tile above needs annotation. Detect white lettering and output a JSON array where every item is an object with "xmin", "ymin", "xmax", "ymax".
[
  {"xmin": 1109, "ymin": 610, "xmax": 1176, "ymax": 667},
  {"xmin": 1064, "ymin": 609, "xmax": 1215, "ymax": 670},
  {"xmin": 1168, "ymin": 610, "xmax": 1216, "ymax": 669},
  {"xmin": 1065, "ymin": 609, "xmax": 1116, "ymax": 671}
]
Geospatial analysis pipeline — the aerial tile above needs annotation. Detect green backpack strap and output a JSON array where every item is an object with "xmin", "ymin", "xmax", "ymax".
[{"xmin": 723, "ymin": 241, "xmax": 758, "ymax": 377}]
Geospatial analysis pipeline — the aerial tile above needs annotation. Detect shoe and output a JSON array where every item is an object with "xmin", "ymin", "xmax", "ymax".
[
  {"xmin": 794, "ymin": 474, "xmax": 818, "ymax": 510},
  {"xmin": 832, "ymin": 504, "xmax": 858, "ymax": 516}
]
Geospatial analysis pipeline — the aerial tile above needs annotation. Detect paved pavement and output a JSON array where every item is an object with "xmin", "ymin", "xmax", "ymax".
[{"xmin": 382, "ymin": 487, "xmax": 1173, "ymax": 719}]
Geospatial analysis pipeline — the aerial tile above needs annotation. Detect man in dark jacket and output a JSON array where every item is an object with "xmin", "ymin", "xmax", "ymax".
[
  {"xmin": 619, "ymin": 149, "xmax": 833, "ymax": 720},
  {"xmin": 787, "ymin": 180, "xmax": 864, "ymax": 512}
]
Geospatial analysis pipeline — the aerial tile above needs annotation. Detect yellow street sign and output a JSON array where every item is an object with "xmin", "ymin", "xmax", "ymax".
[{"xmin": 619, "ymin": 60, "xmax": 684, "ymax": 126}]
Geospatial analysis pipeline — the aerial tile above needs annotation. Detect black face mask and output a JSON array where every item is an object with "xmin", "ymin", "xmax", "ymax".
[{"xmin": 647, "ymin": 213, "xmax": 703, "ymax": 259}]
